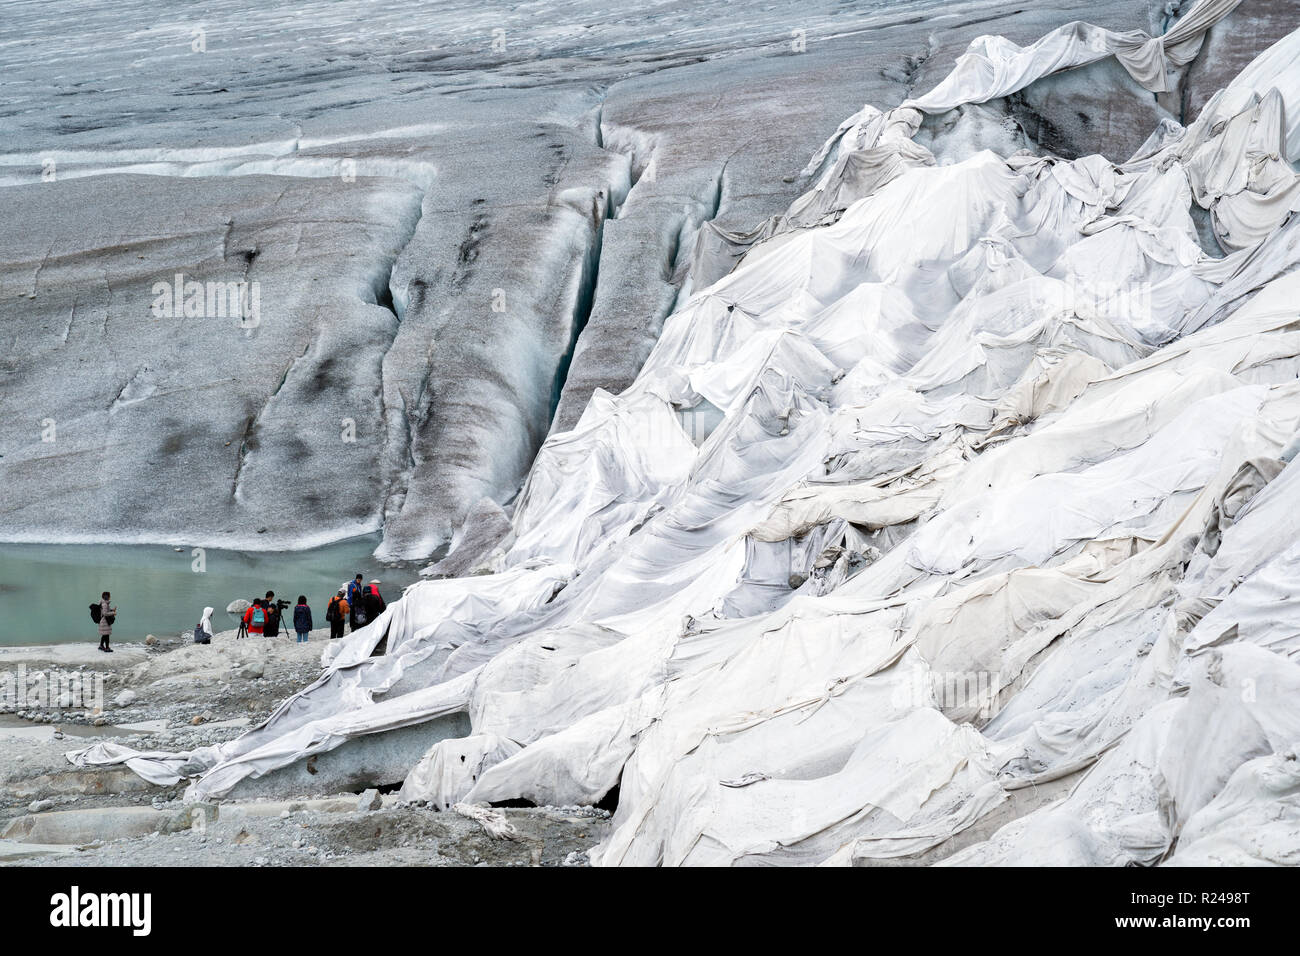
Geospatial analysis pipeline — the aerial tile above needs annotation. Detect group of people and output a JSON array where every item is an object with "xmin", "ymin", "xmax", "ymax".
[
  {"xmin": 237, "ymin": 590, "xmax": 296, "ymax": 640},
  {"xmin": 323, "ymin": 574, "xmax": 387, "ymax": 639},
  {"xmin": 239, "ymin": 575, "xmax": 385, "ymax": 643},
  {"xmin": 92, "ymin": 573, "xmax": 390, "ymax": 649}
]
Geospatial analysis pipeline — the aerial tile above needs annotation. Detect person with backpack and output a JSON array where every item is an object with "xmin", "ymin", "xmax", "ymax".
[
  {"xmin": 243, "ymin": 598, "xmax": 267, "ymax": 637},
  {"xmin": 293, "ymin": 596, "xmax": 313, "ymax": 643},
  {"xmin": 194, "ymin": 607, "xmax": 214, "ymax": 644},
  {"xmin": 91, "ymin": 591, "xmax": 117, "ymax": 653},
  {"xmin": 363, "ymin": 580, "xmax": 386, "ymax": 622},
  {"xmin": 325, "ymin": 589, "xmax": 349, "ymax": 640},
  {"xmin": 347, "ymin": 574, "xmax": 366, "ymax": 631}
]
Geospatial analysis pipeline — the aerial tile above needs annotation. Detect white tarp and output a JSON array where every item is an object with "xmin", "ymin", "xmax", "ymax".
[{"xmin": 905, "ymin": 0, "xmax": 1245, "ymax": 109}]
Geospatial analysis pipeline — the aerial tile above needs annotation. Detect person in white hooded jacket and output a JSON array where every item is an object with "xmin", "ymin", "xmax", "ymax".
[{"xmin": 194, "ymin": 607, "xmax": 214, "ymax": 644}]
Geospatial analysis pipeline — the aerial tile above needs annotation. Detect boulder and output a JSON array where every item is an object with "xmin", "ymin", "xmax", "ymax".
[{"xmin": 232, "ymin": 660, "xmax": 264, "ymax": 680}]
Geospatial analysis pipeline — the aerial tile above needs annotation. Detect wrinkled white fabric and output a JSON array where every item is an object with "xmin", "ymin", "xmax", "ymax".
[
  {"xmin": 398, "ymin": 733, "xmax": 522, "ymax": 809},
  {"xmin": 906, "ymin": 0, "xmax": 1244, "ymax": 111}
]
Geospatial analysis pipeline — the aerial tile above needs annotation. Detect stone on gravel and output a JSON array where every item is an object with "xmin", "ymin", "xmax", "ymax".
[
  {"xmin": 232, "ymin": 661, "xmax": 264, "ymax": 680},
  {"xmin": 112, "ymin": 690, "xmax": 137, "ymax": 708}
]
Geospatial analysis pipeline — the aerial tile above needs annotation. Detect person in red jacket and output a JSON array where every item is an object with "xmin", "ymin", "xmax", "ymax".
[
  {"xmin": 363, "ymin": 580, "xmax": 386, "ymax": 623},
  {"xmin": 243, "ymin": 598, "xmax": 268, "ymax": 636}
]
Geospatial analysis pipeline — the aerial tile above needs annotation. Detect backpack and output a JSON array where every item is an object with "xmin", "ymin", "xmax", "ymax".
[
  {"xmin": 252, "ymin": 606, "xmax": 265, "ymax": 626},
  {"xmin": 354, "ymin": 603, "xmax": 368, "ymax": 625},
  {"xmin": 90, "ymin": 603, "xmax": 102, "ymax": 624},
  {"xmin": 193, "ymin": 624, "xmax": 209, "ymax": 645},
  {"xmin": 326, "ymin": 598, "xmax": 340, "ymax": 621}
]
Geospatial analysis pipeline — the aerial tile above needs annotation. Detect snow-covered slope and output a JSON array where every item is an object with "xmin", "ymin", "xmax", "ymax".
[{"xmin": 68, "ymin": 2, "xmax": 1300, "ymax": 866}]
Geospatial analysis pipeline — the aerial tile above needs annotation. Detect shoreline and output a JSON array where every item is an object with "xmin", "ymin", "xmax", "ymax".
[{"xmin": 0, "ymin": 523, "xmax": 389, "ymax": 554}]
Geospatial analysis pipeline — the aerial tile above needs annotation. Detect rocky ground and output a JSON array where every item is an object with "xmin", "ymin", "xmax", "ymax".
[{"xmin": 0, "ymin": 630, "xmax": 608, "ymax": 865}]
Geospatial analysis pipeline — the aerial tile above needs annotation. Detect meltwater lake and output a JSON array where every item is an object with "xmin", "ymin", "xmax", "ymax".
[{"xmin": 0, "ymin": 535, "xmax": 424, "ymax": 645}]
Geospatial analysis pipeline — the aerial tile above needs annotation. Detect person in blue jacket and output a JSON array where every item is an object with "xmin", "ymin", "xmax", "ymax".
[
  {"xmin": 347, "ymin": 573, "xmax": 366, "ymax": 631},
  {"xmin": 293, "ymin": 596, "xmax": 313, "ymax": 643}
]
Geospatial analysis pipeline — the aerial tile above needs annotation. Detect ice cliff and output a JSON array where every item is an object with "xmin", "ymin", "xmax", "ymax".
[{"xmin": 4, "ymin": 0, "xmax": 1231, "ymax": 558}]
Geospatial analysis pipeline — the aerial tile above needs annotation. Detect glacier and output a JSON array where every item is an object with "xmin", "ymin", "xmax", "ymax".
[
  {"xmin": 50, "ymin": 0, "xmax": 1300, "ymax": 865},
  {"xmin": 2, "ymin": 0, "xmax": 1208, "ymax": 558}
]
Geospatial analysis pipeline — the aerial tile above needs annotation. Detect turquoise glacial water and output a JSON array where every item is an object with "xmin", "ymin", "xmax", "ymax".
[{"xmin": 0, "ymin": 535, "xmax": 422, "ymax": 646}]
